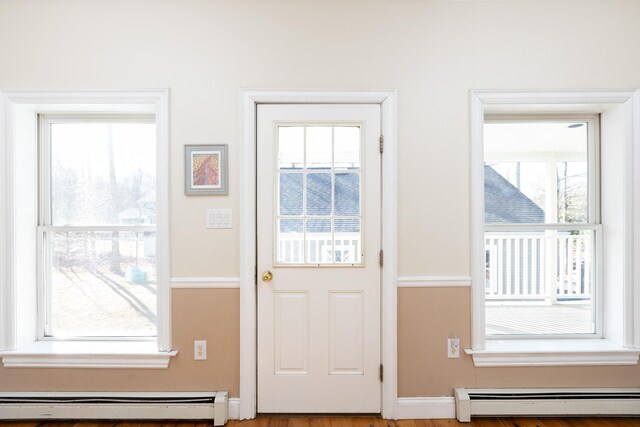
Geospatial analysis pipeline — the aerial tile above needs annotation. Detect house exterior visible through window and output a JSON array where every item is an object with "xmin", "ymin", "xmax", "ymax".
[
  {"xmin": 39, "ymin": 115, "xmax": 157, "ymax": 339},
  {"xmin": 483, "ymin": 117, "xmax": 600, "ymax": 338},
  {"xmin": 277, "ymin": 125, "xmax": 362, "ymax": 266}
]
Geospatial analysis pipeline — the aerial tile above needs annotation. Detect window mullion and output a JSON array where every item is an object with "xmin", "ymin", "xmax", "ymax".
[
  {"xmin": 39, "ymin": 225, "xmax": 156, "ymax": 233},
  {"xmin": 485, "ymin": 224, "xmax": 599, "ymax": 232},
  {"xmin": 38, "ymin": 116, "xmax": 52, "ymax": 339}
]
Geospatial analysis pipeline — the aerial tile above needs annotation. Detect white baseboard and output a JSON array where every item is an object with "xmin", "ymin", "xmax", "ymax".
[
  {"xmin": 226, "ymin": 397, "xmax": 454, "ymax": 420},
  {"xmin": 228, "ymin": 397, "xmax": 240, "ymax": 419},
  {"xmin": 397, "ymin": 397, "xmax": 456, "ymax": 419}
]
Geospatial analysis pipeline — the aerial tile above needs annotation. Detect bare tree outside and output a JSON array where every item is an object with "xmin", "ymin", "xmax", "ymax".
[{"xmin": 108, "ymin": 125, "xmax": 122, "ymax": 274}]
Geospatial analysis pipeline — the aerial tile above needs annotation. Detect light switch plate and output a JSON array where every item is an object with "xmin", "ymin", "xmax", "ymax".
[{"xmin": 206, "ymin": 209, "xmax": 232, "ymax": 229}]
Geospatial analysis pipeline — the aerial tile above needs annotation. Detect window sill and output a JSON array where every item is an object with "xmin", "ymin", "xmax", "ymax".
[
  {"xmin": 0, "ymin": 341, "xmax": 178, "ymax": 369},
  {"xmin": 465, "ymin": 339, "xmax": 640, "ymax": 367}
]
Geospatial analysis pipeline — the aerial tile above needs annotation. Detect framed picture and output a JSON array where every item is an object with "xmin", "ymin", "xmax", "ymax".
[{"xmin": 185, "ymin": 144, "xmax": 228, "ymax": 195}]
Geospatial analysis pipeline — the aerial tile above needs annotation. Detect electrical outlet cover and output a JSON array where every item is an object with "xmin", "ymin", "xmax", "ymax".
[
  {"xmin": 447, "ymin": 338, "xmax": 460, "ymax": 358},
  {"xmin": 194, "ymin": 340, "xmax": 207, "ymax": 360}
]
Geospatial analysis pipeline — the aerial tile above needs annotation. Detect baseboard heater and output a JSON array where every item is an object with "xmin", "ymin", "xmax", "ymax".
[
  {"xmin": 454, "ymin": 388, "xmax": 640, "ymax": 422},
  {"xmin": 0, "ymin": 391, "xmax": 228, "ymax": 426}
]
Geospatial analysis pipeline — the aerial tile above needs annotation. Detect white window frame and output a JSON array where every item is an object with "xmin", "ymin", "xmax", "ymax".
[
  {"xmin": 37, "ymin": 113, "xmax": 158, "ymax": 341},
  {"xmin": 484, "ymin": 114, "xmax": 602, "ymax": 340},
  {"xmin": 0, "ymin": 90, "xmax": 175, "ymax": 368},
  {"xmin": 274, "ymin": 122, "xmax": 365, "ymax": 268},
  {"xmin": 467, "ymin": 90, "xmax": 640, "ymax": 367}
]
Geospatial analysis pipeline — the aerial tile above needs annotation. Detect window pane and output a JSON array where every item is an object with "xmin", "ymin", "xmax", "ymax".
[
  {"xmin": 306, "ymin": 173, "xmax": 332, "ymax": 215},
  {"xmin": 557, "ymin": 161, "xmax": 588, "ymax": 223},
  {"xmin": 278, "ymin": 127, "xmax": 304, "ymax": 169},
  {"xmin": 47, "ymin": 231, "xmax": 157, "ymax": 337},
  {"xmin": 334, "ymin": 219, "xmax": 361, "ymax": 264},
  {"xmin": 484, "ymin": 230, "xmax": 595, "ymax": 336},
  {"xmin": 335, "ymin": 173, "xmax": 360, "ymax": 216},
  {"xmin": 484, "ymin": 122, "xmax": 588, "ymax": 224},
  {"xmin": 334, "ymin": 127, "xmax": 360, "ymax": 169},
  {"xmin": 279, "ymin": 173, "xmax": 303, "ymax": 216},
  {"xmin": 277, "ymin": 219, "xmax": 304, "ymax": 263},
  {"xmin": 306, "ymin": 219, "xmax": 332, "ymax": 263},
  {"xmin": 50, "ymin": 123, "xmax": 156, "ymax": 226},
  {"xmin": 306, "ymin": 127, "xmax": 332, "ymax": 169}
]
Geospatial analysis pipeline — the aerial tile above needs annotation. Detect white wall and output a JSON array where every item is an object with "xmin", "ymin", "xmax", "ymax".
[{"xmin": 1, "ymin": 0, "xmax": 640, "ymax": 396}]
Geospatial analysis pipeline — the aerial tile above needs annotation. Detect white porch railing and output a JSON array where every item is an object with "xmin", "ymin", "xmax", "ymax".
[
  {"xmin": 485, "ymin": 232, "xmax": 592, "ymax": 302},
  {"xmin": 278, "ymin": 233, "xmax": 361, "ymax": 264}
]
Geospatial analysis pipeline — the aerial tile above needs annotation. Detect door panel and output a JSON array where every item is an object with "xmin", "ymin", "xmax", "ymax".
[
  {"xmin": 257, "ymin": 104, "xmax": 381, "ymax": 413},
  {"xmin": 328, "ymin": 291, "xmax": 364, "ymax": 374},
  {"xmin": 274, "ymin": 291, "xmax": 309, "ymax": 374}
]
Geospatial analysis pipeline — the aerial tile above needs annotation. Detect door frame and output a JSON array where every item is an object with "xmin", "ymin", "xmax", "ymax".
[{"xmin": 239, "ymin": 90, "xmax": 398, "ymax": 420}]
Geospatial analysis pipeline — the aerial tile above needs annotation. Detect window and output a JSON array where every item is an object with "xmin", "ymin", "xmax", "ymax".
[
  {"xmin": 483, "ymin": 116, "xmax": 600, "ymax": 338},
  {"xmin": 0, "ymin": 90, "xmax": 173, "ymax": 368},
  {"xmin": 468, "ymin": 90, "xmax": 640, "ymax": 367},
  {"xmin": 39, "ymin": 115, "xmax": 157, "ymax": 339},
  {"xmin": 276, "ymin": 125, "xmax": 362, "ymax": 266}
]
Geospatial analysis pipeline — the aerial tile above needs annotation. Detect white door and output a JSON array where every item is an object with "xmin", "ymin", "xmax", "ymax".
[{"xmin": 257, "ymin": 104, "xmax": 382, "ymax": 413}]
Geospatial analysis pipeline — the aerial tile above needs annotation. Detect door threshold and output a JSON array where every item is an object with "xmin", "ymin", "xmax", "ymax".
[{"xmin": 257, "ymin": 413, "xmax": 382, "ymax": 418}]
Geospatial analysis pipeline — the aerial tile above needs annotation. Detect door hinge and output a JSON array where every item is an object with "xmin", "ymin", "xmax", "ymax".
[
  {"xmin": 254, "ymin": 266, "xmax": 258, "ymax": 285},
  {"xmin": 379, "ymin": 249, "xmax": 384, "ymax": 267},
  {"xmin": 379, "ymin": 364, "xmax": 384, "ymax": 382},
  {"xmin": 379, "ymin": 135, "xmax": 384, "ymax": 153}
]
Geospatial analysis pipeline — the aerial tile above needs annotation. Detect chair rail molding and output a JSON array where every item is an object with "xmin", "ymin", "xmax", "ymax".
[
  {"xmin": 170, "ymin": 277, "xmax": 240, "ymax": 289},
  {"xmin": 397, "ymin": 276, "xmax": 472, "ymax": 288}
]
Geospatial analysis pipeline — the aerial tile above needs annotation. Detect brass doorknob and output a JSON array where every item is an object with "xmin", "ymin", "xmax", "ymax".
[{"xmin": 261, "ymin": 270, "xmax": 273, "ymax": 282}]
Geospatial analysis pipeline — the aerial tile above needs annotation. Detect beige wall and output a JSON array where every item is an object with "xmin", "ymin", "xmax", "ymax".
[
  {"xmin": 0, "ymin": 290, "xmax": 240, "ymax": 396},
  {"xmin": 398, "ymin": 288, "xmax": 640, "ymax": 396},
  {"xmin": 1, "ymin": 0, "xmax": 639, "ymax": 397}
]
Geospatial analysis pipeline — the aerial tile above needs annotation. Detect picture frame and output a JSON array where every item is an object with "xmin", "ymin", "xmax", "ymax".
[{"xmin": 185, "ymin": 144, "xmax": 228, "ymax": 195}]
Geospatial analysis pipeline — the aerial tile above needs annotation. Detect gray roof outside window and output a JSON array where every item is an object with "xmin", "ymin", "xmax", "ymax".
[{"xmin": 484, "ymin": 165, "xmax": 545, "ymax": 224}]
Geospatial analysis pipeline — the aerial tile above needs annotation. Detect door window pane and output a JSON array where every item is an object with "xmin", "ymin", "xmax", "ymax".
[
  {"xmin": 277, "ymin": 219, "xmax": 304, "ymax": 263},
  {"xmin": 278, "ymin": 127, "xmax": 304, "ymax": 169},
  {"xmin": 334, "ymin": 127, "xmax": 360, "ymax": 169},
  {"xmin": 279, "ymin": 173, "xmax": 303, "ymax": 216},
  {"xmin": 335, "ymin": 173, "xmax": 360, "ymax": 216},
  {"xmin": 334, "ymin": 219, "xmax": 361, "ymax": 264},
  {"xmin": 306, "ymin": 127, "xmax": 332, "ymax": 169},
  {"xmin": 306, "ymin": 219, "xmax": 332, "ymax": 264},
  {"xmin": 306, "ymin": 173, "xmax": 332, "ymax": 216}
]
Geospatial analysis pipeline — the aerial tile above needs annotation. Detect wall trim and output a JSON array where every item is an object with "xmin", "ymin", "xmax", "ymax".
[
  {"xmin": 397, "ymin": 276, "xmax": 471, "ymax": 288},
  {"xmin": 240, "ymin": 89, "xmax": 398, "ymax": 420},
  {"xmin": 470, "ymin": 89, "xmax": 640, "ymax": 351},
  {"xmin": 397, "ymin": 397, "xmax": 455, "ymax": 419},
  {"xmin": 0, "ymin": 89, "xmax": 172, "ymax": 353},
  {"xmin": 170, "ymin": 277, "xmax": 240, "ymax": 289},
  {"xmin": 465, "ymin": 338, "xmax": 640, "ymax": 367},
  {"xmin": 0, "ymin": 353, "xmax": 176, "ymax": 369},
  {"xmin": 228, "ymin": 398, "xmax": 240, "ymax": 420}
]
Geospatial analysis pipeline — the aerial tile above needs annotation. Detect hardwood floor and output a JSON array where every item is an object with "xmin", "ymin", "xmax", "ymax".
[{"xmin": 0, "ymin": 417, "xmax": 638, "ymax": 427}]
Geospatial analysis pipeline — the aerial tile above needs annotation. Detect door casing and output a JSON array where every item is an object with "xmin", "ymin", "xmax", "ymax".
[{"xmin": 239, "ymin": 89, "xmax": 398, "ymax": 419}]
